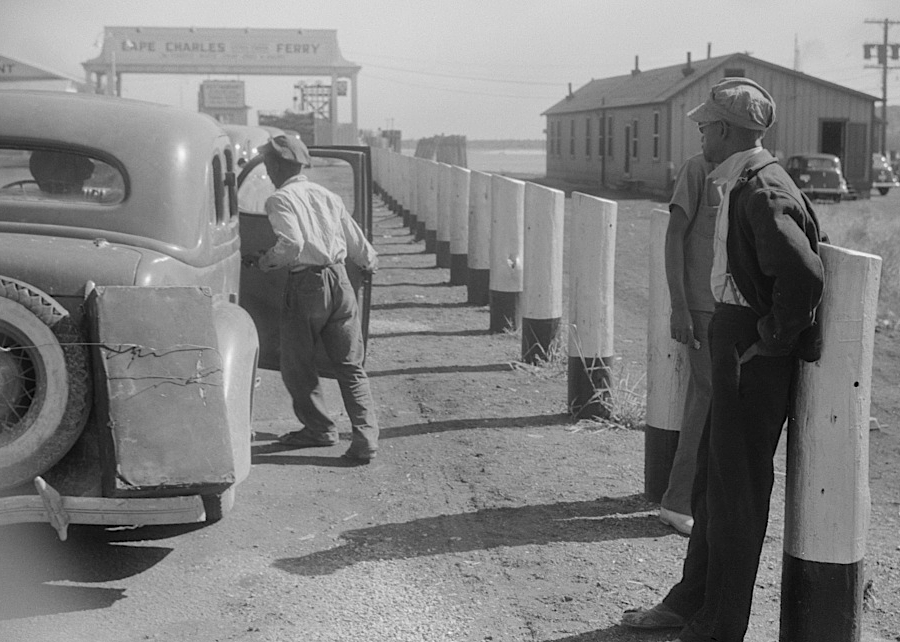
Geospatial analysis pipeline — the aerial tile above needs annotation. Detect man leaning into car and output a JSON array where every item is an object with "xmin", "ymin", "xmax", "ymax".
[{"xmin": 245, "ymin": 135, "xmax": 380, "ymax": 464}]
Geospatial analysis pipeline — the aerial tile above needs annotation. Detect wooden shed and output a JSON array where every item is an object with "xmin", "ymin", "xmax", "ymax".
[{"xmin": 542, "ymin": 53, "xmax": 878, "ymax": 196}]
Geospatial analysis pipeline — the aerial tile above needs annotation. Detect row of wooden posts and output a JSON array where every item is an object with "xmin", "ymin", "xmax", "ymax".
[
  {"xmin": 370, "ymin": 146, "xmax": 880, "ymax": 642},
  {"xmin": 371, "ymin": 146, "xmax": 615, "ymax": 420}
]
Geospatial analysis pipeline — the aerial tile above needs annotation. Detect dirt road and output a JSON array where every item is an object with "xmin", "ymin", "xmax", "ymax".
[{"xmin": 1, "ymin": 192, "xmax": 897, "ymax": 642}]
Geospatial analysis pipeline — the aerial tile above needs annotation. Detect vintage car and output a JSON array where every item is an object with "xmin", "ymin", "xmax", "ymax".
[
  {"xmin": 0, "ymin": 91, "xmax": 374, "ymax": 540},
  {"xmin": 872, "ymin": 153, "xmax": 899, "ymax": 196},
  {"xmin": 784, "ymin": 153, "xmax": 850, "ymax": 202}
]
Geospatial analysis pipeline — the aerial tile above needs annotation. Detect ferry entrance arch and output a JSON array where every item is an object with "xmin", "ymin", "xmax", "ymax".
[{"xmin": 82, "ymin": 27, "xmax": 360, "ymax": 144}]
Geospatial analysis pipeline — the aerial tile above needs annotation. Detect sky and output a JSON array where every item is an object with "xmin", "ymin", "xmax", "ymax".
[{"xmin": 1, "ymin": 0, "xmax": 898, "ymax": 140}]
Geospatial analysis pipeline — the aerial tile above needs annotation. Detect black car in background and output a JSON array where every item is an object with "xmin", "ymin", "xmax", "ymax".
[{"xmin": 784, "ymin": 153, "xmax": 849, "ymax": 203}]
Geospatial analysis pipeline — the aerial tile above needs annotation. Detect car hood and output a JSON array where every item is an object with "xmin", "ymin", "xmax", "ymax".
[{"xmin": 0, "ymin": 233, "xmax": 144, "ymax": 304}]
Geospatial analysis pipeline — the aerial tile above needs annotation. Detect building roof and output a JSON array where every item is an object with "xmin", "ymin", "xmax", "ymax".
[
  {"xmin": 542, "ymin": 52, "xmax": 877, "ymax": 116},
  {"xmin": 0, "ymin": 53, "xmax": 84, "ymax": 84}
]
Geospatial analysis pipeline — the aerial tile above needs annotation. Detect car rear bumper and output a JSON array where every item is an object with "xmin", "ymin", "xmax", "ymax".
[{"xmin": 0, "ymin": 476, "xmax": 206, "ymax": 540}]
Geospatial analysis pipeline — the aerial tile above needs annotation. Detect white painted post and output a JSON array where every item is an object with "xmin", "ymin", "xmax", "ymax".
[
  {"xmin": 403, "ymin": 153, "xmax": 414, "ymax": 230},
  {"xmin": 567, "ymin": 193, "xmax": 616, "ymax": 419},
  {"xmin": 780, "ymin": 244, "xmax": 881, "ymax": 642},
  {"xmin": 424, "ymin": 160, "xmax": 439, "ymax": 253},
  {"xmin": 644, "ymin": 208, "xmax": 691, "ymax": 501},
  {"xmin": 489, "ymin": 175, "xmax": 525, "ymax": 332},
  {"xmin": 522, "ymin": 182, "xmax": 564, "ymax": 363},
  {"xmin": 436, "ymin": 162, "xmax": 452, "ymax": 268},
  {"xmin": 450, "ymin": 166, "xmax": 471, "ymax": 286},
  {"xmin": 467, "ymin": 170, "xmax": 492, "ymax": 305},
  {"xmin": 414, "ymin": 157, "xmax": 428, "ymax": 241}
]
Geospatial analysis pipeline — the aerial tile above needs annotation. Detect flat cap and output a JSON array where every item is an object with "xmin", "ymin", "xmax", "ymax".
[
  {"xmin": 260, "ymin": 133, "xmax": 311, "ymax": 166},
  {"xmin": 687, "ymin": 77, "xmax": 775, "ymax": 131}
]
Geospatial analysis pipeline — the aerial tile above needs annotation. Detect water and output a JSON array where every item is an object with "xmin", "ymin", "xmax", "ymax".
[
  {"xmin": 466, "ymin": 148, "xmax": 546, "ymax": 177},
  {"xmin": 401, "ymin": 146, "xmax": 546, "ymax": 178}
]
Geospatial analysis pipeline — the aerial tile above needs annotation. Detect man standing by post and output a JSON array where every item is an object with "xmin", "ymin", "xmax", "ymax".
[
  {"xmin": 659, "ymin": 152, "xmax": 719, "ymax": 536},
  {"xmin": 621, "ymin": 78, "xmax": 825, "ymax": 641},
  {"xmin": 247, "ymin": 134, "xmax": 380, "ymax": 464}
]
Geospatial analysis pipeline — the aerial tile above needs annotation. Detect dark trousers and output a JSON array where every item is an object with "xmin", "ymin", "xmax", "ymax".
[
  {"xmin": 279, "ymin": 264, "xmax": 379, "ymax": 451},
  {"xmin": 663, "ymin": 304, "xmax": 796, "ymax": 642}
]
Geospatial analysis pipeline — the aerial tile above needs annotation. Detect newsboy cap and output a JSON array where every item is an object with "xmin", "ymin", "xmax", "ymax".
[
  {"xmin": 260, "ymin": 134, "xmax": 311, "ymax": 166},
  {"xmin": 687, "ymin": 77, "xmax": 776, "ymax": 131}
]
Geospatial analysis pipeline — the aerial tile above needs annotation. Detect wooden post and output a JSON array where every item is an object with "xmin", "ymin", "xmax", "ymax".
[
  {"xmin": 406, "ymin": 154, "xmax": 416, "ymax": 231},
  {"xmin": 467, "ymin": 170, "xmax": 492, "ymax": 305},
  {"xmin": 780, "ymin": 244, "xmax": 880, "ymax": 642},
  {"xmin": 644, "ymin": 209, "xmax": 690, "ymax": 502},
  {"xmin": 489, "ymin": 175, "xmax": 525, "ymax": 332},
  {"xmin": 415, "ymin": 157, "xmax": 428, "ymax": 242},
  {"xmin": 567, "ymin": 193, "xmax": 616, "ymax": 419},
  {"xmin": 436, "ymin": 162, "xmax": 452, "ymax": 268},
  {"xmin": 522, "ymin": 182, "xmax": 564, "ymax": 364},
  {"xmin": 398, "ymin": 153, "xmax": 410, "ymax": 228},
  {"xmin": 424, "ymin": 160, "xmax": 438, "ymax": 253},
  {"xmin": 450, "ymin": 166, "xmax": 471, "ymax": 286}
]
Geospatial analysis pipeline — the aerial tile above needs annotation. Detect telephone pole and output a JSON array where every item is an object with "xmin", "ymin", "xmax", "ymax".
[{"xmin": 864, "ymin": 18, "xmax": 900, "ymax": 155}]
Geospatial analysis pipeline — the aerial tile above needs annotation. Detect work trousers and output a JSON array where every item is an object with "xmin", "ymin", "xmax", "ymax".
[
  {"xmin": 663, "ymin": 304, "xmax": 796, "ymax": 642},
  {"xmin": 279, "ymin": 264, "xmax": 379, "ymax": 451},
  {"xmin": 661, "ymin": 309, "xmax": 713, "ymax": 515}
]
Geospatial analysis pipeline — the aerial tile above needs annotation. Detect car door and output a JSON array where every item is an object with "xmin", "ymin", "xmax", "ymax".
[{"xmin": 237, "ymin": 146, "xmax": 373, "ymax": 373}]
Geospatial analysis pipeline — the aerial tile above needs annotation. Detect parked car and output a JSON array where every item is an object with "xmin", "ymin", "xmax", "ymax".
[
  {"xmin": 0, "ymin": 91, "xmax": 374, "ymax": 540},
  {"xmin": 784, "ymin": 153, "xmax": 849, "ymax": 202},
  {"xmin": 872, "ymin": 153, "xmax": 900, "ymax": 196}
]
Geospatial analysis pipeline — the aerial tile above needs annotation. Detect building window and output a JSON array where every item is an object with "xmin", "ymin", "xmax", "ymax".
[
  {"xmin": 631, "ymin": 118, "xmax": 639, "ymax": 160},
  {"xmin": 585, "ymin": 117, "xmax": 592, "ymax": 158},
  {"xmin": 607, "ymin": 115, "xmax": 614, "ymax": 158},
  {"xmin": 724, "ymin": 68, "xmax": 746, "ymax": 77},
  {"xmin": 569, "ymin": 120, "xmax": 576, "ymax": 157},
  {"xmin": 599, "ymin": 114, "xmax": 605, "ymax": 158},
  {"xmin": 652, "ymin": 111, "xmax": 660, "ymax": 161}
]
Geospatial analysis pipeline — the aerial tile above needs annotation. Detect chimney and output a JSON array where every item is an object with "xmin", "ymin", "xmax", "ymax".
[
  {"xmin": 566, "ymin": 82, "xmax": 573, "ymax": 100},
  {"xmin": 631, "ymin": 55, "xmax": 640, "ymax": 76},
  {"xmin": 682, "ymin": 51, "xmax": 695, "ymax": 77},
  {"xmin": 707, "ymin": 42, "xmax": 712, "ymax": 59}
]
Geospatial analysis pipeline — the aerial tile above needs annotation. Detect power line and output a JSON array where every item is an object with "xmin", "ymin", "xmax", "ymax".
[
  {"xmin": 864, "ymin": 18, "xmax": 900, "ymax": 153},
  {"xmin": 361, "ymin": 71, "xmax": 560, "ymax": 100},
  {"xmin": 358, "ymin": 61, "xmax": 565, "ymax": 87}
]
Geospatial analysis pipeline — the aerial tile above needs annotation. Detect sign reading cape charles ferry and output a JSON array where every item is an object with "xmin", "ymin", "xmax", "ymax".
[{"xmin": 83, "ymin": 27, "xmax": 360, "ymax": 76}]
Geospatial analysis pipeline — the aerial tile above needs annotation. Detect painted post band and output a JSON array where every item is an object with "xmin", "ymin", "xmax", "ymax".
[
  {"xmin": 489, "ymin": 175, "xmax": 525, "ymax": 332},
  {"xmin": 467, "ymin": 170, "xmax": 492, "ymax": 305},
  {"xmin": 521, "ymin": 182, "xmax": 564, "ymax": 363},
  {"xmin": 780, "ymin": 244, "xmax": 880, "ymax": 642},
  {"xmin": 644, "ymin": 209, "xmax": 690, "ymax": 502},
  {"xmin": 450, "ymin": 166, "xmax": 471, "ymax": 286},
  {"xmin": 424, "ymin": 160, "xmax": 439, "ymax": 254},
  {"xmin": 436, "ymin": 163, "xmax": 452, "ymax": 268},
  {"xmin": 567, "ymin": 193, "xmax": 616, "ymax": 420}
]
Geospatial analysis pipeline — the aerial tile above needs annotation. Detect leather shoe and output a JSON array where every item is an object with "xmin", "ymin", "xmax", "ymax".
[
  {"xmin": 621, "ymin": 603, "xmax": 686, "ymax": 629},
  {"xmin": 659, "ymin": 507, "xmax": 693, "ymax": 535},
  {"xmin": 278, "ymin": 429, "xmax": 338, "ymax": 448},
  {"xmin": 342, "ymin": 445, "xmax": 378, "ymax": 464}
]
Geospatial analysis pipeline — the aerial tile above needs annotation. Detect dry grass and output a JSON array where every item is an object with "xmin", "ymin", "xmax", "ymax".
[
  {"xmin": 814, "ymin": 192, "xmax": 900, "ymax": 323},
  {"xmin": 511, "ymin": 323, "xmax": 647, "ymax": 430}
]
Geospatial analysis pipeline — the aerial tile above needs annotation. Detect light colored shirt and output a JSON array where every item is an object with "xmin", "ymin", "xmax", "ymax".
[
  {"xmin": 669, "ymin": 153, "xmax": 720, "ymax": 312},
  {"xmin": 259, "ymin": 174, "xmax": 377, "ymax": 273},
  {"xmin": 709, "ymin": 147, "xmax": 765, "ymax": 307}
]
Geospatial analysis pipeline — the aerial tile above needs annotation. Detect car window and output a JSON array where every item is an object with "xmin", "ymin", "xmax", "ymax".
[
  {"xmin": 237, "ymin": 156, "xmax": 357, "ymax": 217},
  {"xmin": 806, "ymin": 157, "xmax": 837, "ymax": 171},
  {"xmin": 0, "ymin": 148, "xmax": 125, "ymax": 205}
]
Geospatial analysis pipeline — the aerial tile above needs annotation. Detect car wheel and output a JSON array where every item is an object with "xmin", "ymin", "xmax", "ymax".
[
  {"xmin": 201, "ymin": 486, "xmax": 236, "ymax": 522},
  {"xmin": 878, "ymin": 187, "xmax": 890, "ymax": 196},
  {"xmin": 0, "ymin": 278, "xmax": 92, "ymax": 489}
]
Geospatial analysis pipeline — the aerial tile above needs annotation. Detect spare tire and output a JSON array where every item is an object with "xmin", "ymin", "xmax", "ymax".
[{"xmin": 0, "ymin": 277, "xmax": 91, "ymax": 489}]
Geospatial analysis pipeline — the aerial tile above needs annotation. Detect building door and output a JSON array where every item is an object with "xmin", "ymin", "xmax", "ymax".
[
  {"xmin": 624, "ymin": 124, "xmax": 631, "ymax": 175},
  {"xmin": 820, "ymin": 120, "xmax": 844, "ymax": 157}
]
